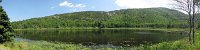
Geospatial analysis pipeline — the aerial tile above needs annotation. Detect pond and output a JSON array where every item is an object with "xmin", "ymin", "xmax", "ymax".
[{"xmin": 14, "ymin": 29, "xmax": 187, "ymax": 47}]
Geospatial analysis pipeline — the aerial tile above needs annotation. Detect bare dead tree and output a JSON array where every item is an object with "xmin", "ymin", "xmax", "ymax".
[{"xmin": 174, "ymin": 0, "xmax": 198, "ymax": 43}]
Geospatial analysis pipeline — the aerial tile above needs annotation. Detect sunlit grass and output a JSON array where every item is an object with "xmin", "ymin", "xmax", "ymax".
[
  {"xmin": 1, "ymin": 41, "xmax": 89, "ymax": 50},
  {"xmin": 1, "ymin": 41, "xmax": 133, "ymax": 50}
]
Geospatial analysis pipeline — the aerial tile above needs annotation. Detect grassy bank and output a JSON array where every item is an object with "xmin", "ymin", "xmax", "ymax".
[
  {"xmin": 0, "ymin": 28, "xmax": 199, "ymax": 50},
  {"xmin": 0, "ymin": 41, "xmax": 89, "ymax": 50},
  {"xmin": 0, "ymin": 41, "xmax": 131, "ymax": 50},
  {"xmin": 135, "ymin": 30, "xmax": 200, "ymax": 50}
]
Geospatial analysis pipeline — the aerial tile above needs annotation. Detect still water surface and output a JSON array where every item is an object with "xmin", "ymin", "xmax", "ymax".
[{"xmin": 14, "ymin": 29, "xmax": 187, "ymax": 47}]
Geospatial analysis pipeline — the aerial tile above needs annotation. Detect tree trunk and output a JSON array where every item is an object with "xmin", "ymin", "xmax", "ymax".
[
  {"xmin": 192, "ymin": 0, "xmax": 195, "ymax": 43},
  {"xmin": 188, "ymin": 14, "xmax": 192, "ymax": 43},
  {"xmin": 192, "ymin": 16, "xmax": 195, "ymax": 43}
]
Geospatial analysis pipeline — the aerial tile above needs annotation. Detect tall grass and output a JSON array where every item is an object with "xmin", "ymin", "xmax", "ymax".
[{"xmin": 135, "ymin": 30, "xmax": 200, "ymax": 50}]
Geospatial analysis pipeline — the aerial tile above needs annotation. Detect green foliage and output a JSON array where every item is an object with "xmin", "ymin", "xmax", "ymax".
[
  {"xmin": 12, "ymin": 7, "xmax": 188, "ymax": 29},
  {"xmin": 0, "ymin": 2, "xmax": 14, "ymax": 43}
]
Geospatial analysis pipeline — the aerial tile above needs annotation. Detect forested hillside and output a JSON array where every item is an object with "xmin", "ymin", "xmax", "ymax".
[{"xmin": 12, "ymin": 7, "xmax": 189, "ymax": 29}]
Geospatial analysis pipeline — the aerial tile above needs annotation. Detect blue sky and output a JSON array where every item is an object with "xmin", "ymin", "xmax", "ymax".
[{"xmin": 1, "ymin": 0, "xmax": 172, "ymax": 21}]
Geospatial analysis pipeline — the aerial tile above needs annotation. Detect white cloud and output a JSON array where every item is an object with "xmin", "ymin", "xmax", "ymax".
[
  {"xmin": 50, "ymin": 7, "xmax": 55, "ymax": 9},
  {"xmin": 74, "ymin": 4, "xmax": 86, "ymax": 8},
  {"xmin": 59, "ymin": 1, "xmax": 86, "ymax": 8},
  {"xmin": 115, "ymin": 0, "xmax": 173, "ymax": 8}
]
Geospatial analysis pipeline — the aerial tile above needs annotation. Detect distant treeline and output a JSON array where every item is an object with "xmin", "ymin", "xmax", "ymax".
[{"xmin": 12, "ymin": 7, "xmax": 200, "ymax": 29}]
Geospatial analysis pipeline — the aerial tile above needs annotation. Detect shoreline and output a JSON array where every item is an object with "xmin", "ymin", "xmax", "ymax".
[{"xmin": 14, "ymin": 28, "xmax": 187, "ymax": 31}]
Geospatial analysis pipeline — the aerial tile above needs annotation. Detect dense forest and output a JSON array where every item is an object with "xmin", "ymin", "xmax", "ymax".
[{"xmin": 12, "ymin": 7, "xmax": 200, "ymax": 29}]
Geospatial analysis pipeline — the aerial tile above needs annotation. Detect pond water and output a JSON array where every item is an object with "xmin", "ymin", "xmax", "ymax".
[{"xmin": 14, "ymin": 29, "xmax": 187, "ymax": 47}]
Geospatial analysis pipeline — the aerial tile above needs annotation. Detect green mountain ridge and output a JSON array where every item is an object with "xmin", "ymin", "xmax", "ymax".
[{"xmin": 12, "ymin": 7, "xmax": 191, "ymax": 29}]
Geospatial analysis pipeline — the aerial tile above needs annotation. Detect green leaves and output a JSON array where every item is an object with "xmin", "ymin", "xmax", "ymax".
[
  {"xmin": 0, "ymin": 25, "xmax": 3, "ymax": 28},
  {"xmin": 12, "ymin": 7, "xmax": 188, "ymax": 29},
  {"xmin": 0, "ymin": 3, "xmax": 14, "ymax": 43}
]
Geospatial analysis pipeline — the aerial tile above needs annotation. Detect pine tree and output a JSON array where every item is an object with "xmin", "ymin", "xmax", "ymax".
[{"xmin": 0, "ymin": 0, "xmax": 14, "ymax": 43}]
